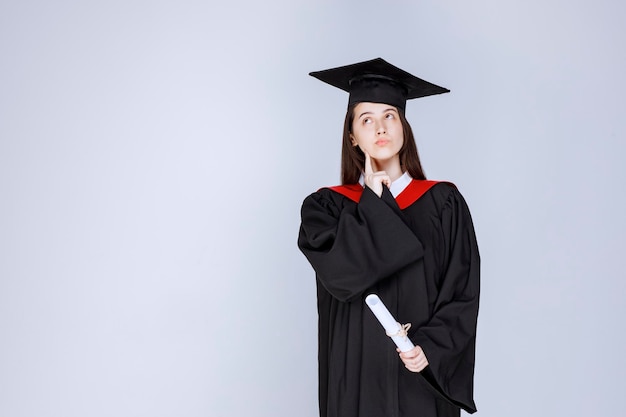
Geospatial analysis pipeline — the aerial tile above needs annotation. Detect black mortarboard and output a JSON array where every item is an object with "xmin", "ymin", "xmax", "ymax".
[{"xmin": 309, "ymin": 58, "xmax": 449, "ymax": 111}]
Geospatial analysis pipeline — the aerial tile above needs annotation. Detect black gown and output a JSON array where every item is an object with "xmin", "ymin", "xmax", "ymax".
[{"xmin": 298, "ymin": 180, "xmax": 480, "ymax": 417}]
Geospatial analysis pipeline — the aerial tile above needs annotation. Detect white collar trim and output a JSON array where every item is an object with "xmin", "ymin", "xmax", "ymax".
[{"xmin": 358, "ymin": 171, "xmax": 413, "ymax": 198}]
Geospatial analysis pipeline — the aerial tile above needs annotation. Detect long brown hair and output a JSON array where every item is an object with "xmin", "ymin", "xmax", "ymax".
[{"xmin": 340, "ymin": 103, "xmax": 427, "ymax": 184}]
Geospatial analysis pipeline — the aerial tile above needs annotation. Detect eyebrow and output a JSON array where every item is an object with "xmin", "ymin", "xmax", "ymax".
[{"xmin": 357, "ymin": 108, "xmax": 398, "ymax": 119}]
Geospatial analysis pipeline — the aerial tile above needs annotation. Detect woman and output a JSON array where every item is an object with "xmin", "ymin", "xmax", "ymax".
[{"xmin": 298, "ymin": 58, "xmax": 480, "ymax": 417}]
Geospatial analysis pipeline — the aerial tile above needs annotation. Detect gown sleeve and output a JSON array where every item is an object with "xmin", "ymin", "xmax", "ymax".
[
  {"xmin": 298, "ymin": 185, "xmax": 425, "ymax": 302},
  {"xmin": 411, "ymin": 187, "xmax": 480, "ymax": 414}
]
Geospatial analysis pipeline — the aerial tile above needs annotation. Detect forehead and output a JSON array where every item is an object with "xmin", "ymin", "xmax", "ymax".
[{"xmin": 354, "ymin": 102, "xmax": 398, "ymax": 114}]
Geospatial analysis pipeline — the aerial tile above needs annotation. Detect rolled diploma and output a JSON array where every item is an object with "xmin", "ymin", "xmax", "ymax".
[{"xmin": 365, "ymin": 294, "xmax": 415, "ymax": 352}]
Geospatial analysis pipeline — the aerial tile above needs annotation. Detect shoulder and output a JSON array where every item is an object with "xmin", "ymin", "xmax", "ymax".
[
  {"xmin": 316, "ymin": 183, "xmax": 363, "ymax": 201},
  {"xmin": 426, "ymin": 182, "xmax": 477, "ymax": 222},
  {"xmin": 427, "ymin": 181, "xmax": 458, "ymax": 200},
  {"xmin": 420, "ymin": 181, "xmax": 473, "ymax": 212},
  {"xmin": 402, "ymin": 180, "xmax": 457, "ymax": 205},
  {"xmin": 300, "ymin": 185, "xmax": 359, "ymax": 213}
]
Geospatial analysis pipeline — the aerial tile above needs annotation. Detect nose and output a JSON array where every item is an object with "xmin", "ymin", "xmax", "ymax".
[{"xmin": 376, "ymin": 122, "xmax": 386, "ymax": 135}]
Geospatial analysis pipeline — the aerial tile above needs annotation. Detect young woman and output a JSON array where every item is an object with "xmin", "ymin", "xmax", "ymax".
[{"xmin": 298, "ymin": 58, "xmax": 480, "ymax": 417}]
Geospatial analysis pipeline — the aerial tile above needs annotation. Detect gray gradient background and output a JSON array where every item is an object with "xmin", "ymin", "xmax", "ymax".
[{"xmin": 1, "ymin": 1, "xmax": 624, "ymax": 416}]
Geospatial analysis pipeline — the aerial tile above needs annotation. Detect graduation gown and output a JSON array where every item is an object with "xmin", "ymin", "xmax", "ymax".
[{"xmin": 298, "ymin": 180, "xmax": 480, "ymax": 417}]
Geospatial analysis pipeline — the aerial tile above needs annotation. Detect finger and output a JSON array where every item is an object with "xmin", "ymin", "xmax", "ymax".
[
  {"xmin": 400, "ymin": 352, "xmax": 417, "ymax": 360},
  {"xmin": 399, "ymin": 346, "xmax": 421, "ymax": 359},
  {"xmin": 400, "ymin": 352, "xmax": 418, "ymax": 361},
  {"xmin": 405, "ymin": 358, "xmax": 428, "ymax": 373},
  {"xmin": 414, "ymin": 355, "xmax": 428, "ymax": 371},
  {"xmin": 415, "ymin": 357, "xmax": 427, "ymax": 367},
  {"xmin": 405, "ymin": 363, "xmax": 424, "ymax": 373}
]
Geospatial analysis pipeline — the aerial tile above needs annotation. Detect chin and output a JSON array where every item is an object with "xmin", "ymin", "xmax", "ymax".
[{"xmin": 370, "ymin": 152, "xmax": 399, "ymax": 161}]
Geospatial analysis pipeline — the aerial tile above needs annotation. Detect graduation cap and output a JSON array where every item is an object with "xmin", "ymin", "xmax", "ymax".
[{"xmin": 309, "ymin": 58, "xmax": 449, "ymax": 111}]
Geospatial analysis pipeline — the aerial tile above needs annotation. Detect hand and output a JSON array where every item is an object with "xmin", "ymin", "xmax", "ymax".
[
  {"xmin": 398, "ymin": 345, "xmax": 429, "ymax": 373},
  {"xmin": 364, "ymin": 152, "xmax": 390, "ymax": 198}
]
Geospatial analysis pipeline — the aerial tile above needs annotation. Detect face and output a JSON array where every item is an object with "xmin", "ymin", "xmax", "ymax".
[{"xmin": 350, "ymin": 102, "xmax": 404, "ymax": 165}]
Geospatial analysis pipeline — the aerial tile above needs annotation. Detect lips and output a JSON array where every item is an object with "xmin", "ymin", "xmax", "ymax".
[{"xmin": 375, "ymin": 139, "xmax": 390, "ymax": 146}]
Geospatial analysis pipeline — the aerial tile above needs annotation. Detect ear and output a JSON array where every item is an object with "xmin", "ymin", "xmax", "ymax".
[{"xmin": 350, "ymin": 134, "xmax": 357, "ymax": 147}]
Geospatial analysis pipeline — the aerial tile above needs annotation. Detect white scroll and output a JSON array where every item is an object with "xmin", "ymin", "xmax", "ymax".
[{"xmin": 365, "ymin": 294, "xmax": 414, "ymax": 352}]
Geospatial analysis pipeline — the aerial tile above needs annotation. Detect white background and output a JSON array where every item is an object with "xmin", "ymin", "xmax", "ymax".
[{"xmin": 1, "ymin": 1, "xmax": 625, "ymax": 416}]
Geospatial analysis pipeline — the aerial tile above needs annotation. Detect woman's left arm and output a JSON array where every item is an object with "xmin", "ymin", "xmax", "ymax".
[{"xmin": 411, "ymin": 187, "xmax": 480, "ymax": 414}]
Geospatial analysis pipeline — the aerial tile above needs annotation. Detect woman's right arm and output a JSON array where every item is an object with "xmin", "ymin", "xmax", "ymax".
[{"xmin": 297, "ymin": 186, "xmax": 423, "ymax": 302}]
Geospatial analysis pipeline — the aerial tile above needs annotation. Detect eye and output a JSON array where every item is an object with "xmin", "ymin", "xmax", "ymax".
[
  {"xmin": 362, "ymin": 117, "xmax": 372, "ymax": 124},
  {"xmin": 385, "ymin": 113, "xmax": 395, "ymax": 119}
]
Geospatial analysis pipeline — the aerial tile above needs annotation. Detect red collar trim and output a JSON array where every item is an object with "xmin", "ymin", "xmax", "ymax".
[
  {"xmin": 327, "ymin": 183, "xmax": 364, "ymax": 203},
  {"xmin": 327, "ymin": 179, "xmax": 441, "ymax": 209}
]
